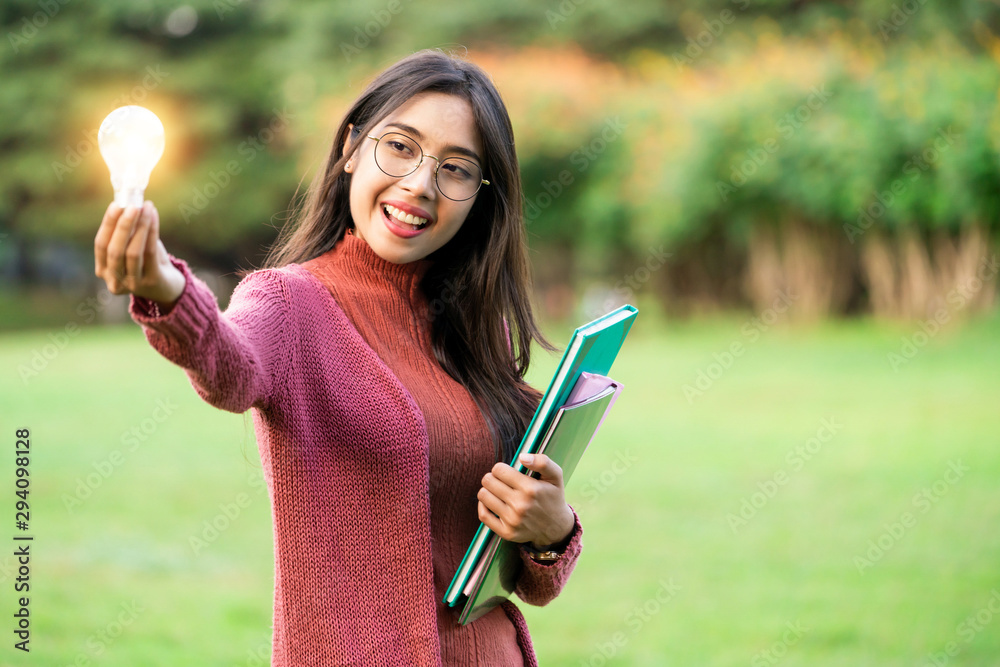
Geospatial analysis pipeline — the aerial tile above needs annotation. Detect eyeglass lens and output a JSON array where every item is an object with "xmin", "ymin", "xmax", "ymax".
[{"xmin": 373, "ymin": 132, "xmax": 484, "ymax": 201}]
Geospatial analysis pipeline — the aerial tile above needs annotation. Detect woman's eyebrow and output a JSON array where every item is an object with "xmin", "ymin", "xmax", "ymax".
[{"xmin": 385, "ymin": 121, "xmax": 482, "ymax": 164}]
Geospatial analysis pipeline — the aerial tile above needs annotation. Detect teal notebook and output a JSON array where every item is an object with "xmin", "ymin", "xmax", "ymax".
[
  {"xmin": 444, "ymin": 304, "xmax": 638, "ymax": 621},
  {"xmin": 456, "ymin": 377, "xmax": 622, "ymax": 624}
]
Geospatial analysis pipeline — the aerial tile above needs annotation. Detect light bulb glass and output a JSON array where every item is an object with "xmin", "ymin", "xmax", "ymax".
[{"xmin": 98, "ymin": 106, "xmax": 165, "ymax": 208}]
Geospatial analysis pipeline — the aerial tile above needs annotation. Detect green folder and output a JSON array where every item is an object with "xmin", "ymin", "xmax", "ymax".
[
  {"xmin": 456, "ymin": 380, "xmax": 621, "ymax": 623},
  {"xmin": 444, "ymin": 304, "xmax": 638, "ymax": 622}
]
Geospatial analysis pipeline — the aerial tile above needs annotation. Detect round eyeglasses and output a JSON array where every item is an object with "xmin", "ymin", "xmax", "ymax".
[{"xmin": 366, "ymin": 131, "xmax": 490, "ymax": 201}]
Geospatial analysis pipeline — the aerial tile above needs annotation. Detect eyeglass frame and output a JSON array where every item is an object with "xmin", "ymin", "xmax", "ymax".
[{"xmin": 364, "ymin": 131, "xmax": 490, "ymax": 201}]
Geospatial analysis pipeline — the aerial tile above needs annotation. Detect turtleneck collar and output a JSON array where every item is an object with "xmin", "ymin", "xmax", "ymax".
[
  {"xmin": 301, "ymin": 226, "xmax": 442, "ymax": 358},
  {"xmin": 316, "ymin": 229, "xmax": 433, "ymax": 283},
  {"xmin": 301, "ymin": 228, "xmax": 435, "ymax": 319}
]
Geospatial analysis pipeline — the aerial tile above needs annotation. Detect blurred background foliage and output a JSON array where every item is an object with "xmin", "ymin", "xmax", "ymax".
[
  {"xmin": 1, "ymin": 0, "xmax": 998, "ymax": 326},
  {"xmin": 3, "ymin": 6, "xmax": 998, "ymax": 665}
]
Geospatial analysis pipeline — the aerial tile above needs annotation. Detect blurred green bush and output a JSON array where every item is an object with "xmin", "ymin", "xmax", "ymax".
[{"xmin": 1, "ymin": 0, "xmax": 997, "ymax": 319}]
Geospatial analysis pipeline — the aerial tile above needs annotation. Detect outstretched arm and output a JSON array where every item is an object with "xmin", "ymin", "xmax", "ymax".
[
  {"xmin": 129, "ymin": 256, "xmax": 292, "ymax": 413},
  {"xmin": 95, "ymin": 201, "xmax": 291, "ymax": 413}
]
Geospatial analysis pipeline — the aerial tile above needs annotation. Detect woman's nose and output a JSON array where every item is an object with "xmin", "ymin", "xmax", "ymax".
[{"xmin": 398, "ymin": 157, "xmax": 438, "ymax": 199}]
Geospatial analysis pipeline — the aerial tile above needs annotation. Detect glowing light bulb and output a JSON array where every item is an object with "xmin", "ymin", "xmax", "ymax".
[{"xmin": 98, "ymin": 106, "xmax": 165, "ymax": 208}]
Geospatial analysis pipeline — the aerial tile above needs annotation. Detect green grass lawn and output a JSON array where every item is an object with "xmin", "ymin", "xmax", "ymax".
[{"xmin": 1, "ymin": 309, "xmax": 999, "ymax": 666}]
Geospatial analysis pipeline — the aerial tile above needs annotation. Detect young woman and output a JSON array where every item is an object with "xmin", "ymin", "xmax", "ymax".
[{"xmin": 93, "ymin": 50, "xmax": 583, "ymax": 665}]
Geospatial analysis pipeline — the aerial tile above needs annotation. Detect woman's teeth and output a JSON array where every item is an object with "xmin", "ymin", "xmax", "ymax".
[{"xmin": 384, "ymin": 204, "xmax": 428, "ymax": 229}]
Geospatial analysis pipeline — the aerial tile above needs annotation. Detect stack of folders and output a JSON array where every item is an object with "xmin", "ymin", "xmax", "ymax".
[{"xmin": 444, "ymin": 304, "xmax": 639, "ymax": 625}]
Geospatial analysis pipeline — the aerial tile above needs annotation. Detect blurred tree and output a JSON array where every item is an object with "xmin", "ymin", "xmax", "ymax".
[
  {"xmin": 1, "ymin": 0, "xmax": 298, "ymax": 273},
  {"xmin": 1, "ymin": 0, "xmax": 997, "ymax": 319}
]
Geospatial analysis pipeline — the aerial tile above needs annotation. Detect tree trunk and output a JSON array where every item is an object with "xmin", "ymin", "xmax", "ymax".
[
  {"xmin": 860, "ymin": 224, "xmax": 996, "ymax": 319},
  {"xmin": 744, "ymin": 220, "xmax": 854, "ymax": 320}
]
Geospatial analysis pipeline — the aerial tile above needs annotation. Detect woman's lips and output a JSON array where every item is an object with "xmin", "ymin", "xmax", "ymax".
[
  {"xmin": 383, "ymin": 200, "xmax": 434, "ymax": 224},
  {"xmin": 381, "ymin": 204, "xmax": 429, "ymax": 238}
]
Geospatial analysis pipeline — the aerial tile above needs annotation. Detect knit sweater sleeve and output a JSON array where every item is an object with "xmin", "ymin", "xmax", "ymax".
[
  {"xmin": 128, "ymin": 254, "xmax": 291, "ymax": 413},
  {"xmin": 513, "ymin": 506, "xmax": 584, "ymax": 606}
]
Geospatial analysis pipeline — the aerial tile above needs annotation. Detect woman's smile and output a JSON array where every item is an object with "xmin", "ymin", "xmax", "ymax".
[
  {"xmin": 380, "ymin": 200, "xmax": 434, "ymax": 238},
  {"xmin": 347, "ymin": 91, "xmax": 482, "ymax": 264}
]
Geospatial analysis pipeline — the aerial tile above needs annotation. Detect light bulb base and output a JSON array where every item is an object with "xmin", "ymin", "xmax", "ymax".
[{"xmin": 114, "ymin": 187, "xmax": 145, "ymax": 209}]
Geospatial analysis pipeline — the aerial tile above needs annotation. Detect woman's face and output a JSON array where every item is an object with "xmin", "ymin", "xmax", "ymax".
[{"xmin": 345, "ymin": 91, "xmax": 485, "ymax": 264}]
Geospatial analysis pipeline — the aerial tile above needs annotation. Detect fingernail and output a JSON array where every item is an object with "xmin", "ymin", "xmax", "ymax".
[{"xmin": 519, "ymin": 453, "xmax": 534, "ymax": 465}]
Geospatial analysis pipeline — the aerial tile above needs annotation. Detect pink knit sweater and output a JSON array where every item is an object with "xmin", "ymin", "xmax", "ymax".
[{"xmin": 129, "ymin": 234, "xmax": 583, "ymax": 666}]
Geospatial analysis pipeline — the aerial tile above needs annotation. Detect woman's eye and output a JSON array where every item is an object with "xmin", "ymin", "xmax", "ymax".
[
  {"xmin": 442, "ymin": 162, "xmax": 473, "ymax": 181},
  {"xmin": 385, "ymin": 139, "xmax": 416, "ymax": 158}
]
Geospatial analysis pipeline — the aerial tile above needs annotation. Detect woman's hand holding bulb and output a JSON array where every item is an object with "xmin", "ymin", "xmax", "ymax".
[{"xmin": 94, "ymin": 201, "xmax": 186, "ymax": 309}]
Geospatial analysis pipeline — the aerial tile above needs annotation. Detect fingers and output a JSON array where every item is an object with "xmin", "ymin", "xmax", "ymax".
[
  {"xmin": 480, "ymin": 456, "xmax": 573, "ymax": 545},
  {"xmin": 145, "ymin": 206, "xmax": 160, "ymax": 264},
  {"xmin": 490, "ymin": 455, "xmax": 564, "ymax": 490},
  {"xmin": 476, "ymin": 487, "xmax": 508, "ymax": 524},
  {"xmin": 155, "ymin": 238, "xmax": 169, "ymax": 264},
  {"xmin": 94, "ymin": 202, "xmax": 123, "ymax": 276},
  {"xmin": 483, "ymin": 466, "xmax": 536, "ymax": 513},
  {"xmin": 489, "ymin": 462, "xmax": 522, "ymax": 487},
  {"xmin": 478, "ymin": 473, "xmax": 520, "ymax": 540},
  {"xmin": 125, "ymin": 202, "xmax": 154, "ymax": 280},
  {"xmin": 95, "ymin": 201, "xmax": 165, "ymax": 296},
  {"xmin": 102, "ymin": 204, "xmax": 142, "ymax": 291},
  {"xmin": 479, "ymin": 469, "xmax": 531, "ymax": 541},
  {"xmin": 516, "ymin": 453, "xmax": 565, "ymax": 487},
  {"xmin": 485, "ymin": 458, "xmax": 562, "ymax": 503},
  {"xmin": 479, "ymin": 472, "xmax": 525, "ymax": 511},
  {"xmin": 482, "ymin": 467, "xmax": 516, "ymax": 494},
  {"xmin": 477, "ymin": 501, "xmax": 510, "ymax": 540}
]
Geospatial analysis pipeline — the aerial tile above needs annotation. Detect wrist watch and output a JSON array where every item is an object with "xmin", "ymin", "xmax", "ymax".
[
  {"xmin": 525, "ymin": 544, "xmax": 562, "ymax": 564},
  {"xmin": 525, "ymin": 515, "xmax": 577, "ymax": 563}
]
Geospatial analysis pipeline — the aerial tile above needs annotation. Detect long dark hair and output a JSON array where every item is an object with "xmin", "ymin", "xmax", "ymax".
[{"xmin": 261, "ymin": 50, "xmax": 554, "ymax": 462}]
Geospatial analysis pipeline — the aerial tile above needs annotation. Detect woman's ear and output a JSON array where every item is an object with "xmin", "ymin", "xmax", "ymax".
[{"xmin": 342, "ymin": 123, "xmax": 355, "ymax": 172}]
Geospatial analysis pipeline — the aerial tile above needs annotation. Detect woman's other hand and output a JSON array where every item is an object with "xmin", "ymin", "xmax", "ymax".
[
  {"xmin": 477, "ymin": 453, "xmax": 576, "ymax": 550},
  {"xmin": 94, "ymin": 201, "xmax": 186, "ymax": 307}
]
